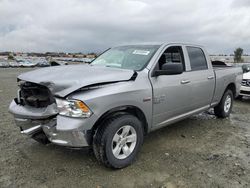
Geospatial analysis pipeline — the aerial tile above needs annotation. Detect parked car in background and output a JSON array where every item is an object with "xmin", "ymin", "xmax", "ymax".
[
  {"xmin": 36, "ymin": 61, "xmax": 50, "ymax": 67},
  {"xmin": 18, "ymin": 60, "xmax": 37, "ymax": 67},
  {"xmin": 50, "ymin": 61, "xmax": 68, "ymax": 66},
  {"xmin": 9, "ymin": 43, "xmax": 242, "ymax": 169},
  {"xmin": 82, "ymin": 57, "xmax": 95, "ymax": 63},
  {"xmin": 238, "ymin": 64, "xmax": 250, "ymax": 99},
  {"xmin": 242, "ymin": 64, "xmax": 250, "ymax": 73},
  {"xmin": 0, "ymin": 61, "xmax": 9, "ymax": 68},
  {"xmin": 9, "ymin": 61, "xmax": 20, "ymax": 68}
]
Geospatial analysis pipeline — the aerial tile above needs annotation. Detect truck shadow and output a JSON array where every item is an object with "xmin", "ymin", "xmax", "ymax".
[
  {"xmin": 25, "ymin": 110, "xmax": 231, "ymax": 170},
  {"xmin": 237, "ymin": 97, "xmax": 250, "ymax": 104}
]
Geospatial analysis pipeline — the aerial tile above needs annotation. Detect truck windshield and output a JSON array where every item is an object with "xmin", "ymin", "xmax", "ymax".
[{"xmin": 91, "ymin": 45, "xmax": 160, "ymax": 71}]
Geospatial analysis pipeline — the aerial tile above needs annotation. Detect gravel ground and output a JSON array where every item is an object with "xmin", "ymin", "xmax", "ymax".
[{"xmin": 0, "ymin": 68, "xmax": 250, "ymax": 188}]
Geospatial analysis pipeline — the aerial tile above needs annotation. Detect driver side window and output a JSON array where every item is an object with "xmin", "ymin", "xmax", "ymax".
[{"xmin": 158, "ymin": 46, "xmax": 185, "ymax": 70}]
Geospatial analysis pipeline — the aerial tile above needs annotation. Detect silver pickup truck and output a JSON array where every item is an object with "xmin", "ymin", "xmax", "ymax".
[{"xmin": 9, "ymin": 43, "xmax": 242, "ymax": 168}]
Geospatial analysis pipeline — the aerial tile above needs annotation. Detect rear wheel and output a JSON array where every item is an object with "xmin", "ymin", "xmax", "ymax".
[
  {"xmin": 214, "ymin": 89, "xmax": 233, "ymax": 118},
  {"xmin": 93, "ymin": 114, "xmax": 144, "ymax": 168}
]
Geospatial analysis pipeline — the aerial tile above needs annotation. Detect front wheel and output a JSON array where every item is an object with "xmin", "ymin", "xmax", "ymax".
[
  {"xmin": 93, "ymin": 114, "xmax": 144, "ymax": 168},
  {"xmin": 214, "ymin": 89, "xmax": 233, "ymax": 118}
]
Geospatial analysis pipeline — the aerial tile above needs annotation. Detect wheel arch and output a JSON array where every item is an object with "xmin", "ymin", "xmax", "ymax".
[
  {"xmin": 90, "ymin": 105, "xmax": 148, "ymax": 144},
  {"xmin": 225, "ymin": 82, "xmax": 236, "ymax": 98}
]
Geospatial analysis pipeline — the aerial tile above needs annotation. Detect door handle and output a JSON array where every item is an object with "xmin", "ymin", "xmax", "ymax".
[
  {"xmin": 181, "ymin": 80, "xmax": 190, "ymax": 84},
  {"xmin": 207, "ymin": 76, "xmax": 214, "ymax": 80}
]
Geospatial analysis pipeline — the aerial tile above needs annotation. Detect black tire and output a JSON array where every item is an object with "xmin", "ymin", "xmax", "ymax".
[
  {"xmin": 214, "ymin": 89, "xmax": 233, "ymax": 118},
  {"xmin": 93, "ymin": 114, "xmax": 144, "ymax": 169}
]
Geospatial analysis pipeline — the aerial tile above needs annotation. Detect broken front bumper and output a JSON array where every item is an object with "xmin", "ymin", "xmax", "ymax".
[{"xmin": 9, "ymin": 100, "xmax": 91, "ymax": 147}]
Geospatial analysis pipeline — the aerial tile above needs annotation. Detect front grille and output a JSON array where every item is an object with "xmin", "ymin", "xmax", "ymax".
[
  {"xmin": 240, "ymin": 90, "xmax": 250, "ymax": 95},
  {"xmin": 242, "ymin": 79, "xmax": 250, "ymax": 87},
  {"xmin": 19, "ymin": 82, "xmax": 55, "ymax": 108}
]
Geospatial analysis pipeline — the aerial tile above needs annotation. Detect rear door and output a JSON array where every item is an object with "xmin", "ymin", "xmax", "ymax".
[{"xmin": 184, "ymin": 46, "xmax": 215, "ymax": 110}]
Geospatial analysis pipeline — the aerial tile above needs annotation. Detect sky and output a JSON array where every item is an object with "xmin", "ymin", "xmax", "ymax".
[{"xmin": 0, "ymin": 0, "xmax": 250, "ymax": 54}]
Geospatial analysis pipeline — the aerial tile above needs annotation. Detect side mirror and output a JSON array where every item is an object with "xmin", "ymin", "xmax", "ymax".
[
  {"xmin": 242, "ymin": 65, "xmax": 250, "ymax": 73},
  {"xmin": 154, "ymin": 63, "xmax": 183, "ymax": 76}
]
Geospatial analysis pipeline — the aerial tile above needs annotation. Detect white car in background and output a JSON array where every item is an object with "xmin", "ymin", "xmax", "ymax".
[
  {"xmin": 0, "ymin": 61, "xmax": 9, "ymax": 68},
  {"xmin": 238, "ymin": 65, "xmax": 250, "ymax": 99},
  {"xmin": 9, "ymin": 61, "xmax": 20, "ymax": 67},
  {"xmin": 18, "ymin": 60, "xmax": 37, "ymax": 67}
]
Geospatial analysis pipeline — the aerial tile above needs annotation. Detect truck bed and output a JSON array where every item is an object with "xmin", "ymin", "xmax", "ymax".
[{"xmin": 212, "ymin": 66, "xmax": 242, "ymax": 105}]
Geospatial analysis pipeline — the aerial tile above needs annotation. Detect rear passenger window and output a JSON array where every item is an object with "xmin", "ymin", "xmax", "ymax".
[{"xmin": 187, "ymin": 47, "xmax": 208, "ymax": 71}]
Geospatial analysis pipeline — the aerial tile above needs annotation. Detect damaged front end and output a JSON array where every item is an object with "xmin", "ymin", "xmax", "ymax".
[
  {"xmin": 9, "ymin": 81, "xmax": 90, "ymax": 147},
  {"xmin": 14, "ymin": 117, "xmax": 53, "ymax": 145},
  {"xmin": 17, "ymin": 81, "xmax": 55, "ymax": 108},
  {"xmin": 9, "ymin": 65, "xmax": 136, "ymax": 147}
]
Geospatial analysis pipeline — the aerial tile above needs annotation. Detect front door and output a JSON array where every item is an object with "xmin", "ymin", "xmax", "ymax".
[{"xmin": 150, "ymin": 45, "xmax": 192, "ymax": 128}]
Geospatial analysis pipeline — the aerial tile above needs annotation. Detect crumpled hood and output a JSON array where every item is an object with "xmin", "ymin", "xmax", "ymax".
[{"xmin": 18, "ymin": 64, "xmax": 135, "ymax": 97}]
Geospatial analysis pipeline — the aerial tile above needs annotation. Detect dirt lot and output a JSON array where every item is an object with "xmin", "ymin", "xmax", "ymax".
[{"xmin": 0, "ymin": 68, "xmax": 250, "ymax": 188}]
